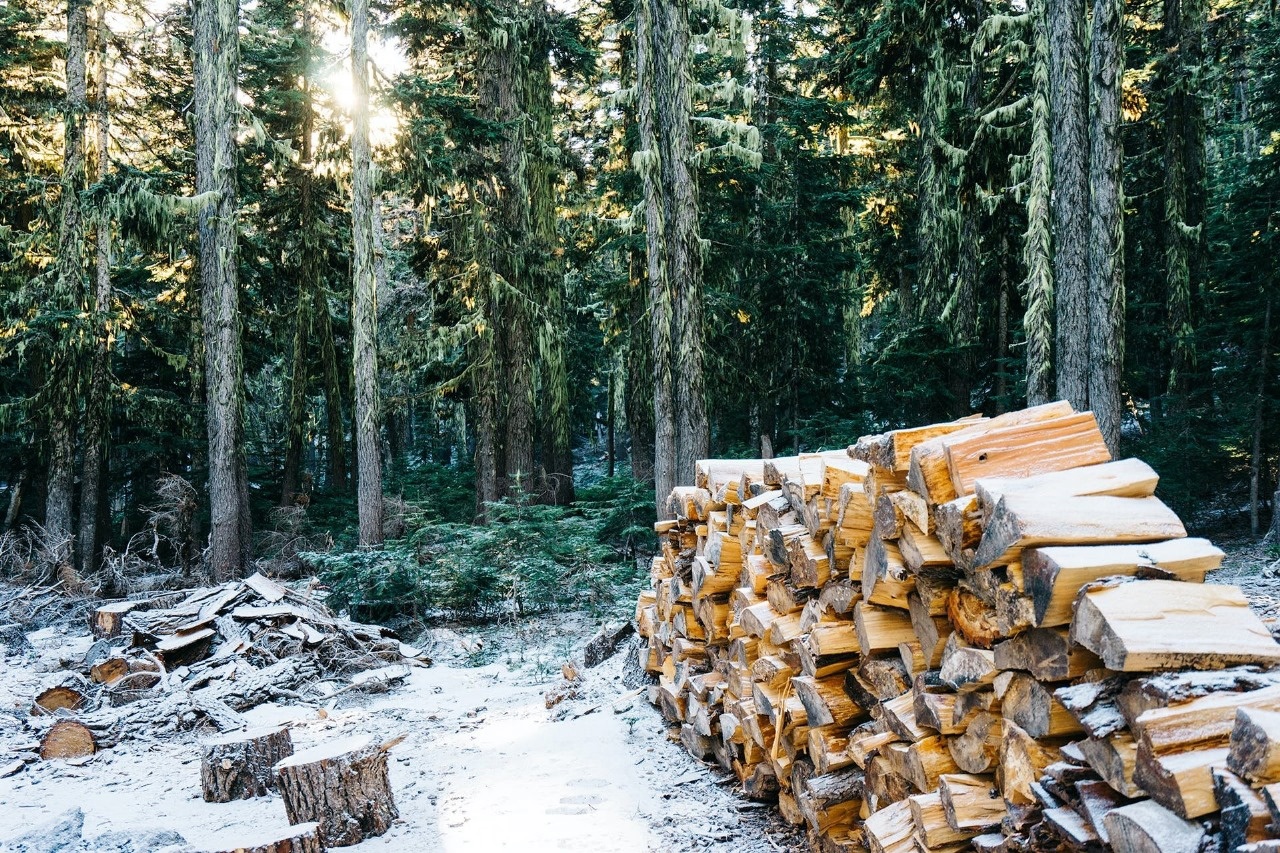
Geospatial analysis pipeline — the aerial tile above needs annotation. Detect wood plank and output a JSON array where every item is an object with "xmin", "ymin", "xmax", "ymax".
[
  {"xmin": 1022, "ymin": 538, "xmax": 1224, "ymax": 627},
  {"xmin": 1071, "ymin": 579, "xmax": 1280, "ymax": 672}
]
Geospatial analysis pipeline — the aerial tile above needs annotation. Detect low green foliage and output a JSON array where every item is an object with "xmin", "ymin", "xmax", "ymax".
[{"xmin": 305, "ymin": 475, "xmax": 654, "ymax": 626}]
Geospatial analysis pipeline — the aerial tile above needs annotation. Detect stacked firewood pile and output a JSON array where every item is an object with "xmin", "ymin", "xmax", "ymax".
[
  {"xmin": 637, "ymin": 402, "xmax": 1280, "ymax": 853},
  {"xmin": 16, "ymin": 572, "xmax": 430, "ymax": 766}
]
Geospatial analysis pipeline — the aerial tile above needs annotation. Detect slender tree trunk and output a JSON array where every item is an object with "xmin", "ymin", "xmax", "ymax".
[
  {"xmin": 527, "ymin": 49, "xmax": 574, "ymax": 505},
  {"xmin": 1253, "ymin": 296, "xmax": 1271, "ymax": 536},
  {"xmin": 350, "ymin": 0, "xmax": 383, "ymax": 546},
  {"xmin": 606, "ymin": 367, "xmax": 616, "ymax": 479},
  {"xmin": 1050, "ymin": 0, "xmax": 1091, "ymax": 410},
  {"xmin": 314, "ymin": 287, "xmax": 347, "ymax": 491},
  {"xmin": 1088, "ymin": 0, "xmax": 1126, "ymax": 455},
  {"xmin": 47, "ymin": 0, "xmax": 89, "ymax": 576},
  {"xmin": 78, "ymin": 4, "xmax": 111, "ymax": 579},
  {"xmin": 282, "ymin": 32, "xmax": 317, "ymax": 508},
  {"xmin": 1025, "ymin": 0, "xmax": 1055, "ymax": 406},
  {"xmin": 636, "ymin": 0, "xmax": 705, "ymax": 513},
  {"xmin": 1162, "ymin": 0, "xmax": 1205, "ymax": 398},
  {"xmin": 625, "ymin": 266, "xmax": 655, "ymax": 485},
  {"xmin": 195, "ymin": 0, "xmax": 249, "ymax": 579}
]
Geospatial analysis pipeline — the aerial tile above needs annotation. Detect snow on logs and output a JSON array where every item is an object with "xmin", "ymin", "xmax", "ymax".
[{"xmin": 637, "ymin": 402, "xmax": 1280, "ymax": 853}]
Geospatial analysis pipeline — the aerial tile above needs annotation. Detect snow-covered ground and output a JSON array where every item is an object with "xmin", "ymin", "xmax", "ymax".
[{"xmin": 0, "ymin": 613, "xmax": 802, "ymax": 852}]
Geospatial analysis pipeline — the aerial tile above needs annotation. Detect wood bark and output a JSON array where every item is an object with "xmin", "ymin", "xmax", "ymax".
[
  {"xmin": 47, "ymin": 0, "xmax": 90, "ymax": 579},
  {"xmin": 350, "ymin": 0, "xmax": 383, "ymax": 546},
  {"xmin": 1050, "ymin": 0, "xmax": 1091, "ymax": 411},
  {"xmin": 195, "ymin": 0, "xmax": 249, "ymax": 579},
  {"xmin": 206, "ymin": 823, "xmax": 322, "ymax": 853},
  {"xmin": 78, "ymin": 4, "xmax": 111, "ymax": 580},
  {"xmin": 637, "ymin": 0, "xmax": 707, "ymax": 515},
  {"xmin": 1087, "ymin": 0, "xmax": 1126, "ymax": 456},
  {"xmin": 201, "ymin": 725, "xmax": 293, "ymax": 802},
  {"xmin": 274, "ymin": 735, "xmax": 397, "ymax": 847}
]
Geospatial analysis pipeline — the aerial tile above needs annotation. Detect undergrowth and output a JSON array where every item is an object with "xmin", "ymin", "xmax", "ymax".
[{"xmin": 304, "ymin": 473, "xmax": 655, "ymax": 628}]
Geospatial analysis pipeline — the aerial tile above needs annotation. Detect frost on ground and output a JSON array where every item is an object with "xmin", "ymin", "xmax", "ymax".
[{"xmin": 0, "ymin": 608, "xmax": 803, "ymax": 853}]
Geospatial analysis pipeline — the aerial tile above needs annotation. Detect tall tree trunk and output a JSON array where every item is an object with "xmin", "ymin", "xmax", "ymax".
[
  {"xmin": 195, "ymin": 0, "xmax": 249, "ymax": 579},
  {"xmin": 282, "ymin": 31, "xmax": 317, "ymax": 508},
  {"xmin": 1025, "ymin": 0, "xmax": 1055, "ymax": 406},
  {"xmin": 1088, "ymin": 0, "xmax": 1126, "ymax": 456},
  {"xmin": 1050, "ymin": 0, "xmax": 1091, "ymax": 410},
  {"xmin": 350, "ymin": 0, "xmax": 383, "ymax": 546},
  {"xmin": 314, "ymin": 287, "xmax": 348, "ymax": 491},
  {"xmin": 78, "ymin": 4, "xmax": 111, "ymax": 580},
  {"xmin": 625, "ymin": 267, "xmax": 655, "ymax": 485},
  {"xmin": 636, "ymin": 0, "xmax": 705, "ymax": 514},
  {"xmin": 528, "ymin": 49, "xmax": 574, "ymax": 506},
  {"xmin": 47, "ymin": 0, "xmax": 89, "ymax": 577},
  {"xmin": 1253, "ymin": 296, "xmax": 1271, "ymax": 536},
  {"xmin": 1162, "ymin": 0, "xmax": 1206, "ymax": 398}
]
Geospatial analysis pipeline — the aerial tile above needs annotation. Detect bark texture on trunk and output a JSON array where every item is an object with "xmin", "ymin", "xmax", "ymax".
[
  {"xmin": 1254, "ymin": 297, "xmax": 1272, "ymax": 537},
  {"xmin": 350, "ymin": 0, "xmax": 383, "ymax": 546},
  {"xmin": 1162, "ymin": 0, "xmax": 1206, "ymax": 397},
  {"xmin": 636, "ymin": 0, "xmax": 706, "ymax": 515},
  {"xmin": 315, "ymin": 287, "xmax": 347, "ymax": 492},
  {"xmin": 1024, "ymin": 0, "xmax": 1055, "ymax": 407},
  {"xmin": 79, "ymin": 5, "xmax": 112, "ymax": 579},
  {"xmin": 1050, "ymin": 0, "xmax": 1091, "ymax": 411},
  {"xmin": 625, "ymin": 268, "xmax": 655, "ymax": 485},
  {"xmin": 1088, "ymin": 0, "xmax": 1126, "ymax": 456},
  {"xmin": 47, "ymin": 0, "xmax": 90, "ymax": 576},
  {"xmin": 195, "ymin": 0, "xmax": 249, "ymax": 579}
]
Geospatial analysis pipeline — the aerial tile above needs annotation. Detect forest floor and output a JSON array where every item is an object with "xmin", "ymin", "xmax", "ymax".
[
  {"xmin": 2, "ymin": 535, "xmax": 1278, "ymax": 853},
  {"xmin": 0, "ymin": 608, "xmax": 803, "ymax": 853}
]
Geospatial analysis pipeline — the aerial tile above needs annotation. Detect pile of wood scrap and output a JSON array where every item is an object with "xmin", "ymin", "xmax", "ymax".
[
  {"xmin": 636, "ymin": 402, "xmax": 1280, "ymax": 853},
  {"xmin": 16, "ymin": 573, "xmax": 430, "ymax": 764}
]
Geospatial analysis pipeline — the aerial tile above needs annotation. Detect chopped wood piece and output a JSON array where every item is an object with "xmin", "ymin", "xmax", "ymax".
[
  {"xmin": 1118, "ymin": 667, "xmax": 1280, "ymax": 725},
  {"xmin": 40, "ymin": 720, "xmax": 97, "ymax": 760},
  {"xmin": 1042, "ymin": 805, "xmax": 1101, "ymax": 849},
  {"xmin": 1230, "ymin": 706, "xmax": 1280, "ymax": 783},
  {"xmin": 1000, "ymin": 672, "xmax": 1084, "ymax": 738},
  {"xmin": 909, "ymin": 791, "xmax": 978, "ymax": 847},
  {"xmin": 205, "ymin": 823, "xmax": 323, "ymax": 853},
  {"xmin": 1101, "ymin": 799, "xmax": 1205, "ymax": 853},
  {"xmin": 938, "ymin": 773, "xmax": 1006, "ymax": 832},
  {"xmin": 901, "ymin": 735, "xmax": 960, "ymax": 792},
  {"xmin": 945, "ymin": 411, "xmax": 1112, "ymax": 497},
  {"xmin": 1022, "ymin": 538, "xmax": 1224, "ymax": 627},
  {"xmin": 993, "ymin": 627, "xmax": 1101, "ymax": 681},
  {"xmin": 945, "ymin": 586, "xmax": 1002, "ymax": 649},
  {"xmin": 1214, "ymin": 767, "xmax": 1272, "ymax": 853},
  {"xmin": 999, "ymin": 719, "xmax": 1061, "ymax": 806},
  {"xmin": 31, "ymin": 675, "xmax": 90, "ymax": 715},
  {"xmin": 1132, "ymin": 744, "xmax": 1228, "ymax": 818},
  {"xmin": 1074, "ymin": 779, "xmax": 1131, "ymax": 844},
  {"xmin": 855, "ymin": 602, "xmax": 916, "ymax": 655},
  {"xmin": 799, "ymin": 766, "xmax": 866, "ymax": 835},
  {"xmin": 1078, "ymin": 732, "xmax": 1143, "ymax": 798},
  {"xmin": 274, "ymin": 735, "xmax": 398, "ymax": 847},
  {"xmin": 939, "ymin": 645, "xmax": 996, "ymax": 692},
  {"xmin": 1055, "ymin": 677, "xmax": 1129, "ymax": 738},
  {"xmin": 974, "ymin": 493, "xmax": 1186, "ymax": 570},
  {"xmin": 792, "ymin": 674, "xmax": 865, "ymax": 728},
  {"xmin": 201, "ymin": 725, "xmax": 294, "ymax": 802},
  {"xmin": 864, "ymin": 798, "xmax": 914, "ymax": 853},
  {"xmin": 1072, "ymin": 579, "xmax": 1280, "ymax": 671},
  {"xmin": 948, "ymin": 711, "xmax": 1002, "ymax": 774}
]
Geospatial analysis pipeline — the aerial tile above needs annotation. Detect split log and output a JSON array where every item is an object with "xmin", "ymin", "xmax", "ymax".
[
  {"xmin": 1213, "ymin": 767, "xmax": 1272, "ymax": 853},
  {"xmin": 205, "ymin": 823, "xmax": 323, "ymax": 853},
  {"xmin": 1021, "ymin": 537, "xmax": 1223, "ymax": 628},
  {"xmin": 40, "ymin": 720, "xmax": 97, "ymax": 760},
  {"xmin": 854, "ymin": 602, "xmax": 916, "ymax": 656},
  {"xmin": 274, "ymin": 735, "xmax": 398, "ymax": 847},
  {"xmin": 993, "ymin": 627, "xmax": 1101, "ymax": 682},
  {"xmin": 1118, "ymin": 667, "xmax": 1280, "ymax": 726},
  {"xmin": 944, "ymin": 410, "xmax": 1112, "ymax": 497},
  {"xmin": 1078, "ymin": 732, "xmax": 1143, "ymax": 798},
  {"xmin": 1229, "ymin": 706, "xmax": 1280, "ymax": 783},
  {"xmin": 864, "ymin": 798, "xmax": 914, "ymax": 853},
  {"xmin": 1132, "ymin": 744, "xmax": 1228, "ymax": 818},
  {"xmin": 973, "ymin": 494, "xmax": 1186, "ymax": 570},
  {"xmin": 945, "ymin": 586, "xmax": 1002, "ymax": 649},
  {"xmin": 901, "ymin": 735, "xmax": 960, "ymax": 792},
  {"xmin": 1074, "ymin": 779, "xmax": 1131, "ymax": 844},
  {"xmin": 201, "ymin": 725, "xmax": 294, "ymax": 802},
  {"xmin": 909, "ymin": 791, "xmax": 978, "ymax": 848},
  {"xmin": 799, "ymin": 767, "xmax": 866, "ymax": 835},
  {"xmin": 948, "ymin": 711, "xmax": 1002, "ymax": 774},
  {"xmin": 938, "ymin": 773, "xmax": 1006, "ymax": 832},
  {"xmin": 1101, "ymin": 799, "xmax": 1204, "ymax": 853},
  {"xmin": 998, "ymin": 719, "xmax": 1061, "ymax": 807},
  {"xmin": 997, "ymin": 672, "xmax": 1084, "ymax": 739},
  {"xmin": 1071, "ymin": 579, "xmax": 1280, "ymax": 671}
]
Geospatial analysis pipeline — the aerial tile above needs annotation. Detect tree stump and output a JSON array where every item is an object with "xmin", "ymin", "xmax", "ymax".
[
  {"xmin": 31, "ymin": 673, "xmax": 91, "ymax": 715},
  {"xmin": 274, "ymin": 735, "xmax": 397, "ymax": 847},
  {"xmin": 205, "ymin": 822, "xmax": 322, "ymax": 853},
  {"xmin": 201, "ymin": 725, "xmax": 294, "ymax": 802},
  {"xmin": 40, "ymin": 720, "xmax": 97, "ymax": 760}
]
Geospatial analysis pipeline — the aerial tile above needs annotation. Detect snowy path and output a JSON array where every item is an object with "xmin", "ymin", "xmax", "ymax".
[{"xmin": 0, "ymin": 624, "xmax": 799, "ymax": 852}]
